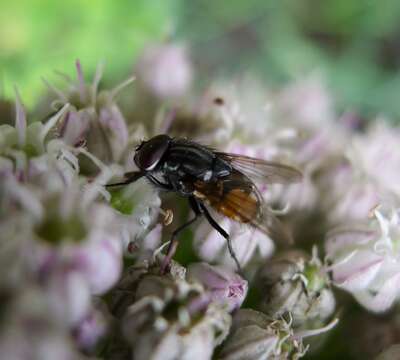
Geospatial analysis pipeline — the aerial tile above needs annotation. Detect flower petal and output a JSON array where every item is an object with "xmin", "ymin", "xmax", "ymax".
[{"xmin": 332, "ymin": 250, "xmax": 384, "ymax": 292}]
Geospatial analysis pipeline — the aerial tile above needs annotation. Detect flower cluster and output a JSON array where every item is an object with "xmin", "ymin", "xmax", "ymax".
[
  {"xmin": 108, "ymin": 260, "xmax": 233, "ymax": 360},
  {"xmin": 0, "ymin": 64, "xmax": 159, "ymax": 357},
  {"xmin": 2, "ymin": 41, "xmax": 400, "ymax": 358}
]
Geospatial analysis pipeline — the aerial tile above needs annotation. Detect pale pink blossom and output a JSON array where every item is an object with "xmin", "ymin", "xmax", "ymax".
[
  {"xmin": 73, "ymin": 232, "xmax": 123, "ymax": 295},
  {"xmin": 73, "ymin": 298, "xmax": 109, "ymax": 353},
  {"xmin": 187, "ymin": 262, "xmax": 248, "ymax": 311},
  {"xmin": 326, "ymin": 207, "xmax": 400, "ymax": 312},
  {"xmin": 194, "ymin": 216, "xmax": 274, "ymax": 270},
  {"xmin": 0, "ymin": 287, "xmax": 82, "ymax": 360},
  {"xmin": 135, "ymin": 43, "xmax": 193, "ymax": 99},
  {"xmin": 320, "ymin": 121, "xmax": 400, "ymax": 227},
  {"xmin": 118, "ymin": 265, "xmax": 231, "ymax": 360},
  {"xmin": 350, "ymin": 121, "xmax": 400, "ymax": 197},
  {"xmin": 277, "ymin": 75, "xmax": 334, "ymax": 127},
  {"xmin": 48, "ymin": 61, "xmax": 133, "ymax": 171},
  {"xmin": 110, "ymin": 178, "xmax": 162, "ymax": 261},
  {"xmin": 45, "ymin": 267, "xmax": 91, "ymax": 326},
  {"xmin": 219, "ymin": 309, "xmax": 338, "ymax": 359}
]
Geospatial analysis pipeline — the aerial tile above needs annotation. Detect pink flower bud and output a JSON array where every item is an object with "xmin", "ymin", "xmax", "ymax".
[
  {"xmin": 187, "ymin": 262, "xmax": 248, "ymax": 311},
  {"xmin": 135, "ymin": 43, "xmax": 193, "ymax": 99}
]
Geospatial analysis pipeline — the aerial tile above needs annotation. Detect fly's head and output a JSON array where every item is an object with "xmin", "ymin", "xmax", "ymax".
[{"xmin": 134, "ymin": 134, "xmax": 171, "ymax": 172}]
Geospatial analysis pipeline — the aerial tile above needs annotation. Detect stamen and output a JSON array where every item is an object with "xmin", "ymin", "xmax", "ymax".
[
  {"xmin": 325, "ymin": 250, "xmax": 357, "ymax": 271},
  {"xmin": 293, "ymin": 317, "xmax": 339, "ymax": 340},
  {"xmin": 159, "ymin": 208, "xmax": 174, "ymax": 225},
  {"xmin": 110, "ymin": 76, "xmax": 135, "ymax": 100}
]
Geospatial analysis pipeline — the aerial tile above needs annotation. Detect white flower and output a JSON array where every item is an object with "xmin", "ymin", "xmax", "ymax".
[
  {"xmin": 45, "ymin": 267, "xmax": 91, "ymax": 326},
  {"xmin": 193, "ymin": 216, "xmax": 274, "ymax": 270},
  {"xmin": 0, "ymin": 91, "xmax": 72, "ymax": 183},
  {"xmin": 276, "ymin": 75, "xmax": 334, "ymax": 127},
  {"xmin": 350, "ymin": 121, "xmax": 400, "ymax": 197},
  {"xmin": 135, "ymin": 43, "xmax": 193, "ymax": 99},
  {"xmin": 46, "ymin": 61, "xmax": 133, "ymax": 174},
  {"xmin": 71, "ymin": 205, "xmax": 123, "ymax": 295},
  {"xmin": 0, "ymin": 287, "xmax": 82, "ymax": 360},
  {"xmin": 117, "ymin": 265, "xmax": 231, "ymax": 360},
  {"xmin": 326, "ymin": 207, "xmax": 400, "ymax": 312},
  {"xmin": 109, "ymin": 178, "xmax": 162, "ymax": 261},
  {"xmin": 160, "ymin": 89, "xmax": 236, "ymax": 146},
  {"xmin": 319, "ymin": 159, "xmax": 381, "ymax": 226},
  {"xmin": 4, "ymin": 174, "xmax": 125, "ymax": 296},
  {"xmin": 320, "ymin": 121, "xmax": 400, "ymax": 227},
  {"xmin": 73, "ymin": 298, "xmax": 110, "ymax": 353},
  {"xmin": 199, "ymin": 78, "xmax": 270, "ymax": 142},
  {"xmin": 187, "ymin": 262, "xmax": 248, "ymax": 311},
  {"xmin": 219, "ymin": 309, "xmax": 338, "ymax": 360}
]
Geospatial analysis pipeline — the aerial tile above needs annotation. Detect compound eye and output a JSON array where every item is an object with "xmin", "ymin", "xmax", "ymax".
[{"xmin": 134, "ymin": 135, "xmax": 169, "ymax": 170}]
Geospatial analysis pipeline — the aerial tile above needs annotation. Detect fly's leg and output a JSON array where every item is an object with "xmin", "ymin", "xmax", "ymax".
[
  {"xmin": 160, "ymin": 216, "xmax": 198, "ymax": 273},
  {"xmin": 160, "ymin": 197, "xmax": 202, "ymax": 274},
  {"xmin": 199, "ymin": 203, "xmax": 243, "ymax": 275}
]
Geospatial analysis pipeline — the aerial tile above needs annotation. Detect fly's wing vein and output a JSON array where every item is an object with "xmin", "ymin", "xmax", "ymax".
[{"xmin": 215, "ymin": 152, "xmax": 302, "ymax": 184}]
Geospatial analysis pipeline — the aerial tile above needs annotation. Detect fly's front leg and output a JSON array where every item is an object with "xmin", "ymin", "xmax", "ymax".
[
  {"xmin": 199, "ymin": 203, "xmax": 243, "ymax": 275},
  {"xmin": 105, "ymin": 171, "xmax": 144, "ymax": 187},
  {"xmin": 160, "ymin": 197, "xmax": 202, "ymax": 274}
]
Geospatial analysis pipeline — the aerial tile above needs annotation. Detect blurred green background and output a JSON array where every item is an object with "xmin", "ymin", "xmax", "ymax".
[{"xmin": 2, "ymin": 0, "xmax": 400, "ymax": 116}]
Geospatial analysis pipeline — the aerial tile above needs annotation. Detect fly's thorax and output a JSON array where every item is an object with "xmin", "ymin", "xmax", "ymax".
[
  {"xmin": 167, "ymin": 141, "xmax": 214, "ymax": 175},
  {"xmin": 163, "ymin": 159, "xmax": 180, "ymax": 172},
  {"xmin": 163, "ymin": 139, "xmax": 234, "ymax": 182},
  {"xmin": 212, "ymin": 156, "xmax": 232, "ymax": 178}
]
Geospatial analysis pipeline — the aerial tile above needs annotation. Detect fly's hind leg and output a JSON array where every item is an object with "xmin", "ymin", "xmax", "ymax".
[
  {"xmin": 199, "ymin": 203, "xmax": 243, "ymax": 275},
  {"xmin": 160, "ymin": 197, "xmax": 202, "ymax": 274}
]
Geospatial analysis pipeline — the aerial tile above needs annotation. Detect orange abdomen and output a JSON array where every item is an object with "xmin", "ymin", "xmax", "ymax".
[{"xmin": 194, "ymin": 181, "xmax": 260, "ymax": 224}]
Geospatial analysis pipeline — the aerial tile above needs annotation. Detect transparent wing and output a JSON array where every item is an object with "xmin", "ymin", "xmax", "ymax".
[{"xmin": 216, "ymin": 152, "xmax": 302, "ymax": 184}]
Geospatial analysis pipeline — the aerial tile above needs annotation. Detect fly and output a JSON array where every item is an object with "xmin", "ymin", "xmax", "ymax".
[{"xmin": 107, "ymin": 134, "xmax": 302, "ymax": 273}]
